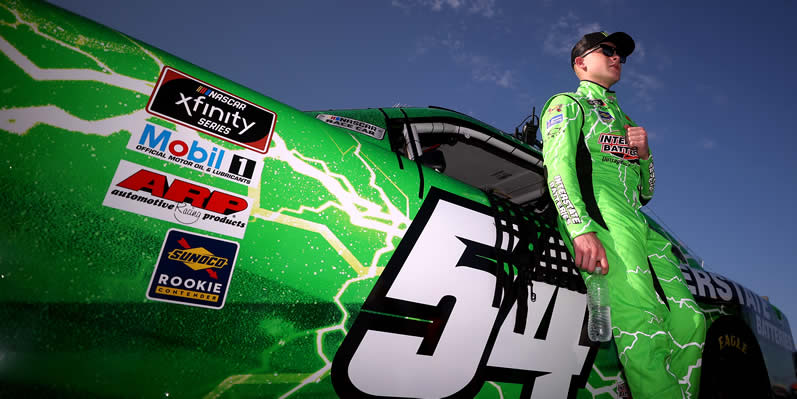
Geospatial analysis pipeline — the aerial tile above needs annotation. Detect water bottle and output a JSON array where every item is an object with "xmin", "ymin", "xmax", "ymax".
[{"xmin": 587, "ymin": 267, "xmax": 612, "ymax": 342}]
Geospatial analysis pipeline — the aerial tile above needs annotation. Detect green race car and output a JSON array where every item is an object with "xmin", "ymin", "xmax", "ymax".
[{"xmin": 0, "ymin": 1, "xmax": 794, "ymax": 398}]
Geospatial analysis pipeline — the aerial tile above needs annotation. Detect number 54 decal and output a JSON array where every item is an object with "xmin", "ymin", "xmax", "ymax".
[{"xmin": 332, "ymin": 189, "xmax": 596, "ymax": 399}]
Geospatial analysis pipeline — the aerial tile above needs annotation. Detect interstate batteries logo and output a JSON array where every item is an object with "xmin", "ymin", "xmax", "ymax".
[
  {"xmin": 102, "ymin": 160, "xmax": 252, "ymax": 238},
  {"xmin": 147, "ymin": 67, "xmax": 277, "ymax": 153},
  {"xmin": 127, "ymin": 123, "xmax": 264, "ymax": 187},
  {"xmin": 315, "ymin": 114, "xmax": 386, "ymax": 139},
  {"xmin": 599, "ymin": 132, "xmax": 638, "ymax": 161},
  {"xmin": 147, "ymin": 229, "xmax": 239, "ymax": 309}
]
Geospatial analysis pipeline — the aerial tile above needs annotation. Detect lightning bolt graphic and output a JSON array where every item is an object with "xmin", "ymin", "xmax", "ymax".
[
  {"xmin": 584, "ymin": 364, "xmax": 624, "ymax": 398},
  {"xmin": 0, "ymin": 4, "xmax": 160, "ymax": 93},
  {"xmin": 2, "ymin": 7, "xmax": 413, "ymax": 398}
]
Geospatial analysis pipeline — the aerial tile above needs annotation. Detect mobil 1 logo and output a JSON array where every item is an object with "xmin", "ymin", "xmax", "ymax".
[
  {"xmin": 127, "ymin": 122, "xmax": 264, "ymax": 187},
  {"xmin": 147, "ymin": 66, "xmax": 277, "ymax": 154},
  {"xmin": 147, "ymin": 229, "xmax": 239, "ymax": 309}
]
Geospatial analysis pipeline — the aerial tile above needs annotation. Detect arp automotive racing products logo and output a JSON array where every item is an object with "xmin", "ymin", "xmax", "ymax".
[
  {"xmin": 102, "ymin": 160, "xmax": 252, "ymax": 238},
  {"xmin": 316, "ymin": 114, "xmax": 386, "ymax": 140},
  {"xmin": 147, "ymin": 66, "xmax": 277, "ymax": 154},
  {"xmin": 599, "ymin": 132, "xmax": 638, "ymax": 161},
  {"xmin": 146, "ymin": 229, "xmax": 239, "ymax": 309},
  {"xmin": 127, "ymin": 122, "xmax": 264, "ymax": 187}
]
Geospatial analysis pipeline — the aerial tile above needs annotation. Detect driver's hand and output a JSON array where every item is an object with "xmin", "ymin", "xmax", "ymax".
[{"xmin": 573, "ymin": 232, "xmax": 609, "ymax": 274}]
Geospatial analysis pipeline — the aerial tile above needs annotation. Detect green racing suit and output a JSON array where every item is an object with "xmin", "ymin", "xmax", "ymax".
[{"xmin": 541, "ymin": 80, "xmax": 706, "ymax": 399}]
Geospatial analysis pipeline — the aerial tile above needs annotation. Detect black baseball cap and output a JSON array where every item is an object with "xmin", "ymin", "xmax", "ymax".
[{"xmin": 570, "ymin": 31, "xmax": 635, "ymax": 66}]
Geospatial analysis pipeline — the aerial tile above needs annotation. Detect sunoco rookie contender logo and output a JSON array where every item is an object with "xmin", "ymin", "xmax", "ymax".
[
  {"xmin": 102, "ymin": 160, "xmax": 252, "ymax": 238},
  {"xmin": 146, "ymin": 229, "xmax": 239, "ymax": 309},
  {"xmin": 147, "ymin": 67, "xmax": 277, "ymax": 153}
]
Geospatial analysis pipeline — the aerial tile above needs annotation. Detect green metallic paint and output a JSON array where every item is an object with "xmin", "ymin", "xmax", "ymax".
[{"xmin": 1, "ymin": 1, "xmax": 793, "ymax": 398}]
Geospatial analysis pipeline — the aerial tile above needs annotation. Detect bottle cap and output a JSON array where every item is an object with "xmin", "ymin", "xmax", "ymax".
[{"xmin": 594, "ymin": 267, "xmax": 602, "ymax": 274}]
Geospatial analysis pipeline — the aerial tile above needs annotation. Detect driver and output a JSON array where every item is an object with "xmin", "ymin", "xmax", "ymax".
[{"xmin": 540, "ymin": 31, "xmax": 706, "ymax": 398}]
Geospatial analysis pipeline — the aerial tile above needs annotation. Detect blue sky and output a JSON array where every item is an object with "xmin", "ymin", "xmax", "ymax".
[{"xmin": 49, "ymin": 0, "xmax": 797, "ymax": 348}]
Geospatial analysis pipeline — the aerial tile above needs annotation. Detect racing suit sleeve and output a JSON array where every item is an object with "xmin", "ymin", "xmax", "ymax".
[
  {"xmin": 541, "ymin": 95, "xmax": 600, "ymax": 240},
  {"xmin": 624, "ymin": 114, "xmax": 655, "ymax": 205},
  {"xmin": 639, "ymin": 156, "xmax": 655, "ymax": 205}
]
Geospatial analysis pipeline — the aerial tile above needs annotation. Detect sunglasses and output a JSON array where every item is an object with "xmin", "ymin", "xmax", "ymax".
[{"xmin": 582, "ymin": 44, "xmax": 627, "ymax": 64}]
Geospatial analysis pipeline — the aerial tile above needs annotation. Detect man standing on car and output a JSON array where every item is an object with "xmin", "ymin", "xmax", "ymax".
[{"xmin": 540, "ymin": 32, "xmax": 706, "ymax": 398}]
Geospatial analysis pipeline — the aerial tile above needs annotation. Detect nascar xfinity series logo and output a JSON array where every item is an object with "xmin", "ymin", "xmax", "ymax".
[
  {"xmin": 102, "ymin": 160, "xmax": 252, "ymax": 238},
  {"xmin": 147, "ymin": 229, "xmax": 239, "ymax": 309},
  {"xmin": 147, "ymin": 67, "xmax": 277, "ymax": 153},
  {"xmin": 127, "ymin": 123, "xmax": 264, "ymax": 187}
]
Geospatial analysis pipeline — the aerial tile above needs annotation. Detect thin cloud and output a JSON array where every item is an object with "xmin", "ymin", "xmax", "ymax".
[
  {"xmin": 632, "ymin": 41, "xmax": 646, "ymax": 63},
  {"xmin": 701, "ymin": 138, "xmax": 717, "ymax": 150},
  {"xmin": 411, "ymin": 35, "xmax": 436, "ymax": 58},
  {"xmin": 391, "ymin": 0, "xmax": 497, "ymax": 18},
  {"xmin": 391, "ymin": 0, "xmax": 410, "ymax": 10},
  {"xmin": 623, "ymin": 70, "xmax": 663, "ymax": 111},
  {"xmin": 598, "ymin": 0, "xmax": 628, "ymax": 5},
  {"xmin": 653, "ymin": 52, "xmax": 673, "ymax": 71},
  {"xmin": 712, "ymin": 95, "xmax": 729, "ymax": 106},
  {"xmin": 467, "ymin": 0, "xmax": 497, "ymax": 17},
  {"xmin": 695, "ymin": 85, "xmax": 729, "ymax": 106},
  {"xmin": 624, "ymin": 70, "xmax": 663, "ymax": 91},
  {"xmin": 412, "ymin": 33, "xmax": 515, "ymax": 89},
  {"xmin": 411, "ymin": 33, "xmax": 461, "ymax": 60},
  {"xmin": 441, "ymin": 34, "xmax": 464, "ymax": 51},
  {"xmin": 543, "ymin": 13, "xmax": 600, "ymax": 56},
  {"xmin": 457, "ymin": 54, "xmax": 515, "ymax": 88}
]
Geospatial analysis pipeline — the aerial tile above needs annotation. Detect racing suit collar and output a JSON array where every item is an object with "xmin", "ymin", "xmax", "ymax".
[{"xmin": 579, "ymin": 80, "xmax": 615, "ymax": 98}]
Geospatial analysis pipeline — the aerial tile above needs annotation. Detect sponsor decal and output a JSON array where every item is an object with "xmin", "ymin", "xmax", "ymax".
[
  {"xmin": 147, "ymin": 66, "xmax": 277, "ymax": 153},
  {"xmin": 127, "ymin": 123, "xmax": 264, "ymax": 187},
  {"xmin": 646, "ymin": 159, "xmax": 655, "ymax": 193},
  {"xmin": 545, "ymin": 104, "xmax": 562, "ymax": 114},
  {"xmin": 679, "ymin": 264, "xmax": 794, "ymax": 350},
  {"xmin": 316, "ymin": 114, "xmax": 385, "ymax": 140},
  {"xmin": 599, "ymin": 133, "xmax": 638, "ymax": 160},
  {"xmin": 587, "ymin": 99, "xmax": 605, "ymax": 107},
  {"xmin": 754, "ymin": 314, "xmax": 794, "ymax": 350},
  {"xmin": 146, "ymin": 229, "xmax": 239, "ymax": 309},
  {"xmin": 598, "ymin": 110, "xmax": 614, "ymax": 122},
  {"xmin": 545, "ymin": 126, "xmax": 562, "ymax": 140},
  {"xmin": 601, "ymin": 156, "xmax": 628, "ymax": 165},
  {"xmin": 546, "ymin": 114, "xmax": 563, "ymax": 129},
  {"xmin": 549, "ymin": 175, "xmax": 581, "ymax": 224},
  {"xmin": 102, "ymin": 160, "xmax": 252, "ymax": 238}
]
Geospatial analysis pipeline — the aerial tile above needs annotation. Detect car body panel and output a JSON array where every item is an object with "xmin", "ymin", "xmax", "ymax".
[{"xmin": 0, "ymin": 1, "xmax": 794, "ymax": 398}]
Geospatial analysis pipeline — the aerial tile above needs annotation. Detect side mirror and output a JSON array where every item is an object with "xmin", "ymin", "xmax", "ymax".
[
  {"xmin": 515, "ymin": 107, "xmax": 540, "ymax": 146},
  {"xmin": 522, "ymin": 117, "xmax": 539, "ymax": 146}
]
